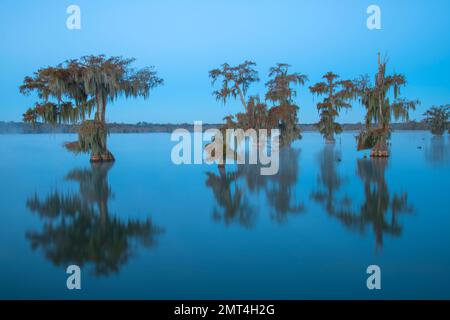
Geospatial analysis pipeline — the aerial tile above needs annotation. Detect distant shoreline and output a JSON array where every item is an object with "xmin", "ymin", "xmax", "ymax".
[{"xmin": 0, "ymin": 121, "xmax": 430, "ymax": 134}]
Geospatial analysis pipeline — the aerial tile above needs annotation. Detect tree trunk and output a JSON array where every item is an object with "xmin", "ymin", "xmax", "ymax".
[
  {"xmin": 235, "ymin": 85, "xmax": 247, "ymax": 113},
  {"xmin": 371, "ymin": 136, "xmax": 389, "ymax": 157},
  {"xmin": 327, "ymin": 105, "xmax": 335, "ymax": 144},
  {"xmin": 371, "ymin": 53, "xmax": 389, "ymax": 158},
  {"xmin": 101, "ymin": 94, "xmax": 106, "ymax": 122},
  {"xmin": 91, "ymin": 150, "xmax": 115, "ymax": 162},
  {"xmin": 96, "ymin": 94, "xmax": 103, "ymax": 122},
  {"xmin": 371, "ymin": 102, "xmax": 389, "ymax": 157},
  {"xmin": 90, "ymin": 125, "xmax": 115, "ymax": 162},
  {"xmin": 90, "ymin": 96, "xmax": 114, "ymax": 162},
  {"xmin": 326, "ymin": 134, "xmax": 336, "ymax": 144}
]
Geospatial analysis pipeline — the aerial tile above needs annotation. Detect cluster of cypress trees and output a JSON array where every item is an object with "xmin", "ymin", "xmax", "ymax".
[
  {"xmin": 21, "ymin": 53, "xmax": 448, "ymax": 163},
  {"xmin": 209, "ymin": 53, "xmax": 420, "ymax": 157}
]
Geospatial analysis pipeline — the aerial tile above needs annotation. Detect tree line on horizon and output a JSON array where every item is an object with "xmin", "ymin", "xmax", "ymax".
[{"xmin": 20, "ymin": 53, "xmax": 449, "ymax": 163}]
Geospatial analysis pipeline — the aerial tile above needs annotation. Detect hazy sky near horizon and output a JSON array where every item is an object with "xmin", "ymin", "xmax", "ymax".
[{"xmin": 0, "ymin": 0, "xmax": 449, "ymax": 124}]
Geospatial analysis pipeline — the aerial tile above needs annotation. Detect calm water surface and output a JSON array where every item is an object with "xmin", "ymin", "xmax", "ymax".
[{"xmin": 0, "ymin": 131, "xmax": 449, "ymax": 299}]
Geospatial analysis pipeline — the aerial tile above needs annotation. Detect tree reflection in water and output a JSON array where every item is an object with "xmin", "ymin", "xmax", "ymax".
[
  {"xmin": 425, "ymin": 136, "xmax": 450, "ymax": 165},
  {"xmin": 206, "ymin": 167, "xmax": 254, "ymax": 227},
  {"xmin": 340, "ymin": 159, "xmax": 412, "ymax": 249},
  {"xmin": 205, "ymin": 147, "xmax": 304, "ymax": 227},
  {"xmin": 265, "ymin": 148, "xmax": 305, "ymax": 222},
  {"xmin": 26, "ymin": 163, "xmax": 164, "ymax": 276},
  {"xmin": 311, "ymin": 146, "xmax": 413, "ymax": 249},
  {"xmin": 310, "ymin": 145, "xmax": 350, "ymax": 216}
]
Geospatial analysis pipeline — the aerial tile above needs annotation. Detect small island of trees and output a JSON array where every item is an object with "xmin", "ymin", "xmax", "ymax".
[{"xmin": 423, "ymin": 105, "xmax": 449, "ymax": 135}]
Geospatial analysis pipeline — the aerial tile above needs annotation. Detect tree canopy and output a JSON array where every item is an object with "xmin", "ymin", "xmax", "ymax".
[
  {"xmin": 265, "ymin": 63, "xmax": 308, "ymax": 145},
  {"xmin": 265, "ymin": 63, "xmax": 308, "ymax": 105},
  {"xmin": 423, "ymin": 105, "xmax": 450, "ymax": 135},
  {"xmin": 21, "ymin": 55, "xmax": 163, "ymax": 124},
  {"xmin": 208, "ymin": 61, "xmax": 308, "ymax": 150},
  {"xmin": 309, "ymin": 72, "xmax": 357, "ymax": 143},
  {"xmin": 209, "ymin": 60, "xmax": 259, "ymax": 112}
]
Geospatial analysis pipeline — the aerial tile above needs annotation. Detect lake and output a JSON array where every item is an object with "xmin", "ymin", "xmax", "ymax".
[{"xmin": 0, "ymin": 131, "xmax": 449, "ymax": 299}]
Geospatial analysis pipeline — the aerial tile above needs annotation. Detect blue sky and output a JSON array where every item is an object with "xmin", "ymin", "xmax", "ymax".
[{"xmin": 0, "ymin": 0, "xmax": 449, "ymax": 124}]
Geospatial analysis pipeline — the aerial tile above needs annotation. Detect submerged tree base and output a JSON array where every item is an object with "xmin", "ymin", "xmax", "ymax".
[
  {"xmin": 91, "ymin": 151, "xmax": 115, "ymax": 162},
  {"xmin": 370, "ymin": 149, "xmax": 389, "ymax": 157},
  {"xmin": 370, "ymin": 139, "xmax": 389, "ymax": 157},
  {"xmin": 64, "ymin": 120, "xmax": 115, "ymax": 162}
]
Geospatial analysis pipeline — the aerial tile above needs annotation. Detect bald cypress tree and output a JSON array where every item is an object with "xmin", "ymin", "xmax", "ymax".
[
  {"xmin": 356, "ymin": 53, "xmax": 419, "ymax": 157},
  {"xmin": 265, "ymin": 63, "xmax": 308, "ymax": 145},
  {"xmin": 208, "ymin": 62, "xmax": 307, "ymax": 148},
  {"xmin": 309, "ymin": 72, "xmax": 357, "ymax": 143},
  {"xmin": 20, "ymin": 55, "xmax": 163, "ymax": 162},
  {"xmin": 423, "ymin": 105, "xmax": 450, "ymax": 135}
]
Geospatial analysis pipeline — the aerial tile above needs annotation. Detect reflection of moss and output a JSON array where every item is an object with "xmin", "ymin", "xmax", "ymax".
[
  {"xmin": 336, "ymin": 159, "xmax": 413, "ymax": 249},
  {"xmin": 310, "ymin": 145, "xmax": 348, "ymax": 215},
  {"xmin": 310, "ymin": 148, "xmax": 413, "ymax": 249},
  {"xmin": 206, "ymin": 147, "xmax": 304, "ymax": 226},
  {"xmin": 26, "ymin": 163, "xmax": 164, "ymax": 276},
  {"xmin": 206, "ymin": 168, "xmax": 254, "ymax": 228},
  {"xmin": 423, "ymin": 105, "xmax": 450, "ymax": 136},
  {"xmin": 65, "ymin": 120, "xmax": 115, "ymax": 161},
  {"xmin": 425, "ymin": 136, "xmax": 450, "ymax": 164},
  {"xmin": 266, "ymin": 148, "xmax": 304, "ymax": 222}
]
